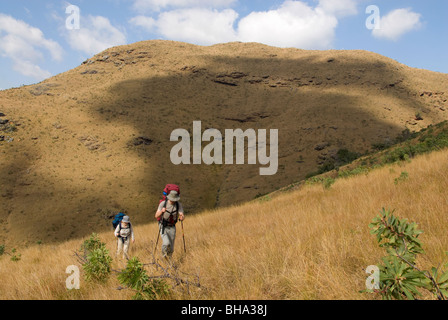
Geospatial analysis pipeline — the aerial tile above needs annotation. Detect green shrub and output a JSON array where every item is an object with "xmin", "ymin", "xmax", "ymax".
[
  {"xmin": 317, "ymin": 161, "xmax": 336, "ymax": 174},
  {"xmin": 83, "ymin": 248, "xmax": 112, "ymax": 282},
  {"xmin": 306, "ymin": 176, "xmax": 335, "ymax": 189},
  {"xmin": 372, "ymin": 142, "xmax": 391, "ymax": 151},
  {"xmin": 395, "ymin": 128, "xmax": 417, "ymax": 144},
  {"xmin": 10, "ymin": 248, "xmax": 21, "ymax": 262},
  {"xmin": 313, "ymin": 149, "xmax": 361, "ymax": 177},
  {"xmin": 338, "ymin": 166, "xmax": 370, "ymax": 179},
  {"xmin": 336, "ymin": 149, "xmax": 360, "ymax": 164},
  {"xmin": 80, "ymin": 233, "xmax": 112, "ymax": 283},
  {"xmin": 364, "ymin": 208, "xmax": 448, "ymax": 300},
  {"xmin": 382, "ymin": 126, "xmax": 448, "ymax": 164},
  {"xmin": 394, "ymin": 171, "xmax": 409, "ymax": 185},
  {"xmin": 80, "ymin": 233, "xmax": 106, "ymax": 253},
  {"xmin": 118, "ymin": 257, "xmax": 170, "ymax": 300}
]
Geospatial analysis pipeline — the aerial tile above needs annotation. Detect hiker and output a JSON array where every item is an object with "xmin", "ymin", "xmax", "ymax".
[
  {"xmin": 155, "ymin": 190, "xmax": 185, "ymax": 258},
  {"xmin": 114, "ymin": 215, "xmax": 135, "ymax": 259}
]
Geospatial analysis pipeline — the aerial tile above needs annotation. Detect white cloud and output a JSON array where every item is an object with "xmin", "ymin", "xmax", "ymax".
[
  {"xmin": 65, "ymin": 15, "xmax": 127, "ymax": 56},
  {"xmin": 133, "ymin": 0, "xmax": 237, "ymax": 12},
  {"xmin": 156, "ymin": 8, "xmax": 238, "ymax": 45},
  {"xmin": 372, "ymin": 8, "xmax": 422, "ymax": 41},
  {"xmin": 318, "ymin": 0, "xmax": 358, "ymax": 18},
  {"xmin": 129, "ymin": 15, "xmax": 157, "ymax": 31},
  {"xmin": 238, "ymin": 1, "xmax": 338, "ymax": 49},
  {"xmin": 131, "ymin": 0, "xmax": 359, "ymax": 49},
  {"xmin": 0, "ymin": 13, "xmax": 63, "ymax": 80},
  {"xmin": 13, "ymin": 60, "xmax": 52, "ymax": 79}
]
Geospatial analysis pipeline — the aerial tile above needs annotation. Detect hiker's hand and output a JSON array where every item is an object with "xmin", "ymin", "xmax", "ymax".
[
  {"xmin": 179, "ymin": 214, "xmax": 184, "ymax": 221},
  {"xmin": 132, "ymin": 239, "xmax": 135, "ymax": 244},
  {"xmin": 162, "ymin": 208, "xmax": 166, "ymax": 213}
]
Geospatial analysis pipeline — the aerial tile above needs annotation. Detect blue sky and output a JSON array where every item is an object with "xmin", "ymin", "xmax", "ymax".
[{"xmin": 0, "ymin": 0, "xmax": 447, "ymax": 90}]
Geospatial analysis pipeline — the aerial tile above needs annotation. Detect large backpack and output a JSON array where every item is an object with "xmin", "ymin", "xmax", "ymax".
[
  {"xmin": 112, "ymin": 212, "xmax": 126, "ymax": 229},
  {"xmin": 157, "ymin": 184, "xmax": 180, "ymax": 225}
]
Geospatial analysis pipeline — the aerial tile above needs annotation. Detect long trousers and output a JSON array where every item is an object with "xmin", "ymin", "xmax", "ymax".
[
  {"xmin": 116, "ymin": 237, "xmax": 130, "ymax": 259},
  {"xmin": 159, "ymin": 224, "xmax": 176, "ymax": 258}
]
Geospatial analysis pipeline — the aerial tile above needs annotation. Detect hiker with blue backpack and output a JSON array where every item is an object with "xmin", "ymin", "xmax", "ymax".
[
  {"xmin": 113, "ymin": 215, "xmax": 135, "ymax": 260},
  {"xmin": 155, "ymin": 184, "xmax": 185, "ymax": 259}
]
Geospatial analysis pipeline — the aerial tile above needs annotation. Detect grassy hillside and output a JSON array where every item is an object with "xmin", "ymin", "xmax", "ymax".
[
  {"xmin": 1, "ymin": 146, "xmax": 447, "ymax": 300},
  {"xmin": 1, "ymin": 40, "xmax": 448, "ymax": 246}
]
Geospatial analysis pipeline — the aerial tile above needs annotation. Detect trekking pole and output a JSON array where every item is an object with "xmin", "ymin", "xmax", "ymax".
[
  {"xmin": 181, "ymin": 220, "xmax": 186, "ymax": 254},
  {"xmin": 153, "ymin": 226, "xmax": 160, "ymax": 256}
]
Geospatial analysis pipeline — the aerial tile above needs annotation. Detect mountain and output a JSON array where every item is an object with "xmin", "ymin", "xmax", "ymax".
[{"xmin": 1, "ymin": 40, "xmax": 448, "ymax": 245}]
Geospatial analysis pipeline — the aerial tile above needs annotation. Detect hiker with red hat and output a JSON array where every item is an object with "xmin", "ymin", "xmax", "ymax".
[{"xmin": 155, "ymin": 184, "xmax": 185, "ymax": 259}]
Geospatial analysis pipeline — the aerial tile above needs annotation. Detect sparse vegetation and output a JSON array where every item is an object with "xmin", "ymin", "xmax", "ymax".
[
  {"xmin": 306, "ymin": 176, "xmax": 336, "ymax": 189},
  {"xmin": 307, "ymin": 148, "xmax": 362, "ymax": 179},
  {"xmin": 0, "ymin": 245, "xmax": 22, "ymax": 261},
  {"xmin": 382, "ymin": 122, "xmax": 448, "ymax": 164},
  {"xmin": 117, "ymin": 257, "xmax": 170, "ymax": 300},
  {"xmin": 338, "ymin": 166, "xmax": 370, "ymax": 179},
  {"xmin": 365, "ymin": 209, "xmax": 448, "ymax": 300},
  {"xmin": 305, "ymin": 121, "xmax": 448, "ymax": 190},
  {"xmin": 394, "ymin": 171, "xmax": 409, "ymax": 185},
  {"xmin": 77, "ymin": 233, "xmax": 112, "ymax": 283},
  {"xmin": 10, "ymin": 248, "xmax": 21, "ymax": 262}
]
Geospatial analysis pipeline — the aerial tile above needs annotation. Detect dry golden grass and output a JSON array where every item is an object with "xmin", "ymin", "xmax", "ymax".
[{"xmin": 1, "ymin": 148, "xmax": 447, "ymax": 300}]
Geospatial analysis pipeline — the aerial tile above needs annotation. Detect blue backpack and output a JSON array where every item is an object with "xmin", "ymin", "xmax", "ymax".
[{"xmin": 112, "ymin": 212, "xmax": 126, "ymax": 229}]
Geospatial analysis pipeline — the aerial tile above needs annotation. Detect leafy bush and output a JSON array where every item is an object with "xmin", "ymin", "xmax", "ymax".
[
  {"xmin": 394, "ymin": 171, "xmax": 409, "ymax": 185},
  {"xmin": 83, "ymin": 248, "xmax": 112, "ymax": 282},
  {"xmin": 395, "ymin": 128, "xmax": 418, "ymax": 144},
  {"xmin": 364, "ymin": 208, "xmax": 448, "ymax": 300},
  {"xmin": 306, "ymin": 176, "xmax": 335, "ymax": 189},
  {"xmin": 118, "ymin": 257, "xmax": 170, "ymax": 300},
  {"xmin": 80, "ymin": 233, "xmax": 106, "ymax": 253},
  {"xmin": 79, "ymin": 233, "xmax": 112, "ymax": 283},
  {"xmin": 371, "ymin": 142, "xmax": 391, "ymax": 151},
  {"xmin": 10, "ymin": 248, "xmax": 21, "ymax": 262},
  {"xmin": 336, "ymin": 149, "xmax": 360, "ymax": 164},
  {"xmin": 0, "ymin": 245, "xmax": 21, "ymax": 261},
  {"xmin": 338, "ymin": 166, "xmax": 370, "ymax": 179},
  {"xmin": 313, "ymin": 148, "xmax": 361, "ymax": 177},
  {"xmin": 382, "ymin": 126, "xmax": 448, "ymax": 164}
]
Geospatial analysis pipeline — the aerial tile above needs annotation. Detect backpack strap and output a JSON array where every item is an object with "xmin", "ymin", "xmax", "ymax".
[
  {"xmin": 117, "ymin": 221, "xmax": 130, "ymax": 235},
  {"xmin": 161, "ymin": 201, "xmax": 179, "ymax": 226}
]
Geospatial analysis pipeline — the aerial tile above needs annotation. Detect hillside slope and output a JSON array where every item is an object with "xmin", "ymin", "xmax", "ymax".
[
  {"xmin": 1, "ymin": 40, "xmax": 448, "ymax": 245},
  {"xmin": 0, "ymin": 147, "xmax": 447, "ymax": 300}
]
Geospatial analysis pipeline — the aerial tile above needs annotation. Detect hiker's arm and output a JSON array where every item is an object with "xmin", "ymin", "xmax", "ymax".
[
  {"xmin": 155, "ymin": 207, "xmax": 166, "ymax": 219},
  {"xmin": 114, "ymin": 225, "xmax": 120, "ymax": 237},
  {"xmin": 178, "ymin": 202, "xmax": 185, "ymax": 221}
]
